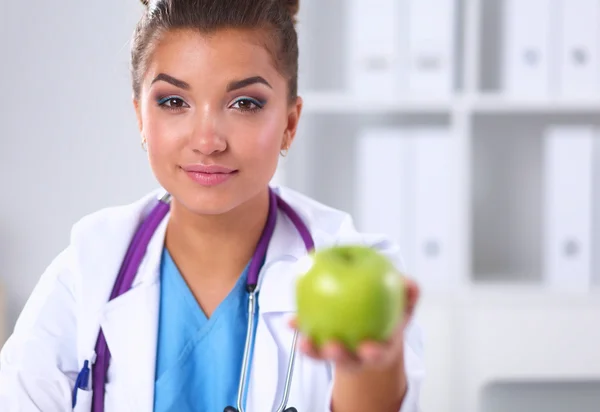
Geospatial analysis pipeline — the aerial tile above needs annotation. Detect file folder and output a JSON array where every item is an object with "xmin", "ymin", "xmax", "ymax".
[
  {"xmin": 502, "ymin": 0, "xmax": 553, "ymax": 97},
  {"xmin": 543, "ymin": 126, "xmax": 597, "ymax": 291}
]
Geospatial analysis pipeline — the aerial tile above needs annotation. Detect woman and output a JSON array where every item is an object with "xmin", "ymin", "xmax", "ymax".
[{"xmin": 0, "ymin": 0, "xmax": 424, "ymax": 411}]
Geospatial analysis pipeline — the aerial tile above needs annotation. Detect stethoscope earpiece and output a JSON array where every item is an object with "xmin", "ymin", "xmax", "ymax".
[{"xmin": 284, "ymin": 408, "xmax": 298, "ymax": 412}]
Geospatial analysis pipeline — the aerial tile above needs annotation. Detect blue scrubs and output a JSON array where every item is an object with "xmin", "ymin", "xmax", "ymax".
[{"xmin": 153, "ymin": 249, "xmax": 258, "ymax": 412}]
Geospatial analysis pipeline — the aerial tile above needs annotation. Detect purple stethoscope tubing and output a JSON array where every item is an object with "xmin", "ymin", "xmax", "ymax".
[{"xmin": 76, "ymin": 188, "xmax": 314, "ymax": 412}]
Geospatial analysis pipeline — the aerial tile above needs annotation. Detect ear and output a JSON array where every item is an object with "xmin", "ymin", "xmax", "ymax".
[
  {"xmin": 133, "ymin": 96, "xmax": 143, "ymax": 134},
  {"xmin": 283, "ymin": 96, "xmax": 303, "ymax": 150}
]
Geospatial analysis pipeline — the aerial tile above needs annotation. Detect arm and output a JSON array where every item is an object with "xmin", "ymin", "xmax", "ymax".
[
  {"xmin": 291, "ymin": 273, "xmax": 424, "ymax": 412},
  {"xmin": 294, "ymin": 223, "xmax": 425, "ymax": 412},
  {"xmin": 330, "ymin": 311, "xmax": 424, "ymax": 412},
  {"xmin": 0, "ymin": 248, "xmax": 78, "ymax": 411}
]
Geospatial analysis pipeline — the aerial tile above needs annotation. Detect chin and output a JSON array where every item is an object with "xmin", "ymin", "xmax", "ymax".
[
  {"xmin": 171, "ymin": 179, "xmax": 267, "ymax": 217},
  {"xmin": 157, "ymin": 170, "xmax": 270, "ymax": 216},
  {"xmin": 176, "ymin": 186, "xmax": 242, "ymax": 216}
]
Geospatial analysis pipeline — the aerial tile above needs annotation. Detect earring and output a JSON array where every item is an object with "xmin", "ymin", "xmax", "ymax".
[
  {"xmin": 141, "ymin": 138, "xmax": 148, "ymax": 152},
  {"xmin": 280, "ymin": 148, "xmax": 288, "ymax": 157}
]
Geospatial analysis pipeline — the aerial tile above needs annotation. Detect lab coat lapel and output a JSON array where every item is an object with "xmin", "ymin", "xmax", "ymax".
[
  {"xmin": 246, "ymin": 207, "xmax": 309, "ymax": 412},
  {"xmin": 99, "ymin": 211, "xmax": 169, "ymax": 412}
]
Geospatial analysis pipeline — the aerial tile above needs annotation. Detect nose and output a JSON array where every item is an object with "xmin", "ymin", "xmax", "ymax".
[{"xmin": 190, "ymin": 108, "xmax": 227, "ymax": 155}]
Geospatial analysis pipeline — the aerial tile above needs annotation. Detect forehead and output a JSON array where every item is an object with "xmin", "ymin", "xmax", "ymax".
[{"xmin": 145, "ymin": 28, "xmax": 283, "ymax": 87}]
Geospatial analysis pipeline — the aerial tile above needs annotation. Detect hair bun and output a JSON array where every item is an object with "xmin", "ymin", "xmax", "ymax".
[{"xmin": 284, "ymin": 0, "xmax": 299, "ymax": 22}]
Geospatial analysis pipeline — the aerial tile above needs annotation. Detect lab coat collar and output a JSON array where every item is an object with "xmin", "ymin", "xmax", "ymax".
[{"xmin": 98, "ymin": 205, "xmax": 169, "ymax": 412}]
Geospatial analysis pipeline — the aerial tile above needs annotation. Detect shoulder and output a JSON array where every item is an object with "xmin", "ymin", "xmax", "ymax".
[
  {"xmin": 274, "ymin": 186, "xmax": 407, "ymax": 273},
  {"xmin": 274, "ymin": 186, "xmax": 354, "ymax": 235}
]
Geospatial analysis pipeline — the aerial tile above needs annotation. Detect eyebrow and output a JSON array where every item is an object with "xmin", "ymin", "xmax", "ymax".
[
  {"xmin": 151, "ymin": 73, "xmax": 191, "ymax": 90},
  {"xmin": 227, "ymin": 76, "xmax": 272, "ymax": 92},
  {"xmin": 150, "ymin": 73, "xmax": 272, "ymax": 92}
]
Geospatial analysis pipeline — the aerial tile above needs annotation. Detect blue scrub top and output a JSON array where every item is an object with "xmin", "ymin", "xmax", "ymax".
[{"xmin": 153, "ymin": 248, "xmax": 258, "ymax": 412}]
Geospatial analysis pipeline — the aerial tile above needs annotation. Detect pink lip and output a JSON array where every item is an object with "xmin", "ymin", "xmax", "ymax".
[
  {"xmin": 181, "ymin": 164, "xmax": 237, "ymax": 187},
  {"xmin": 182, "ymin": 164, "xmax": 236, "ymax": 174}
]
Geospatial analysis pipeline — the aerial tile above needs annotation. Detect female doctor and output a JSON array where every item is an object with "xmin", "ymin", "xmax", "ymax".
[{"xmin": 0, "ymin": 0, "xmax": 425, "ymax": 411}]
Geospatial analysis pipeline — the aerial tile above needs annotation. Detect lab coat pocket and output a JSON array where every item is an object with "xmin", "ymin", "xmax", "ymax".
[{"xmin": 73, "ymin": 388, "xmax": 93, "ymax": 412}]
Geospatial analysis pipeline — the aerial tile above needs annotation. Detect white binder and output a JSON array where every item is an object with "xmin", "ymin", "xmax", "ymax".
[
  {"xmin": 355, "ymin": 127, "xmax": 456, "ymax": 289},
  {"xmin": 543, "ymin": 126, "xmax": 597, "ymax": 292},
  {"xmin": 502, "ymin": 0, "xmax": 553, "ymax": 97},
  {"xmin": 406, "ymin": 0, "xmax": 456, "ymax": 96},
  {"xmin": 355, "ymin": 128, "xmax": 417, "ymax": 274},
  {"xmin": 593, "ymin": 131, "xmax": 600, "ymax": 288},
  {"xmin": 346, "ymin": 0, "xmax": 406, "ymax": 99},
  {"xmin": 412, "ymin": 128, "xmax": 456, "ymax": 289},
  {"xmin": 556, "ymin": 0, "xmax": 600, "ymax": 97}
]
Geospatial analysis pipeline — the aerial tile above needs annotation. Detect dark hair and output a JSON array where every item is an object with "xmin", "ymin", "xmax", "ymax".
[{"xmin": 131, "ymin": 0, "xmax": 300, "ymax": 103}]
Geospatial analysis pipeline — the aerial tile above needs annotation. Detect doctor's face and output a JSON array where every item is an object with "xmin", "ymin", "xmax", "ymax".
[{"xmin": 134, "ymin": 28, "xmax": 301, "ymax": 215}]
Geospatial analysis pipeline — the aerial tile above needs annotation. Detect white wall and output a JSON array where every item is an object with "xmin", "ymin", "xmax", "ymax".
[{"xmin": 0, "ymin": 0, "xmax": 158, "ymax": 334}]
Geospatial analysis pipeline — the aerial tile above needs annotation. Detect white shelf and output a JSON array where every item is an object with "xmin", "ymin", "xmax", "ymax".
[
  {"xmin": 300, "ymin": 91, "xmax": 453, "ymax": 114},
  {"xmin": 300, "ymin": 91, "xmax": 600, "ymax": 115},
  {"xmin": 472, "ymin": 95, "xmax": 600, "ymax": 113},
  {"xmin": 422, "ymin": 283, "xmax": 600, "ymax": 307}
]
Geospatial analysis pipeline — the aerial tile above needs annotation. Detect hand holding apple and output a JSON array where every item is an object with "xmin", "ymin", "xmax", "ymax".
[{"xmin": 291, "ymin": 245, "xmax": 419, "ymax": 372}]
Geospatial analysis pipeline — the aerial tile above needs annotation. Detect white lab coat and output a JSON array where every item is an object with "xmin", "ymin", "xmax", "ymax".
[{"xmin": 0, "ymin": 186, "xmax": 424, "ymax": 412}]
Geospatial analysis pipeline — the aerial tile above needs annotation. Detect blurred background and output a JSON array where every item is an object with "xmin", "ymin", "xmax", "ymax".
[{"xmin": 1, "ymin": 0, "xmax": 600, "ymax": 410}]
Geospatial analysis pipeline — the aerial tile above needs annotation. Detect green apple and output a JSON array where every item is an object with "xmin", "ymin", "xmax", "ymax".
[{"xmin": 295, "ymin": 244, "xmax": 405, "ymax": 352}]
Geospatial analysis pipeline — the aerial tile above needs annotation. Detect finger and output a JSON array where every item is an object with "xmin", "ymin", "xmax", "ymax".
[
  {"xmin": 402, "ymin": 277, "xmax": 420, "ymax": 325},
  {"xmin": 358, "ymin": 339, "xmax": 401, "ymax": 366},
  {"xmin": 321, "ymin": 341, "xmax": 361, "ymax": 369},
  {"xmin": 357, "ymin": 341, "xmax": 386, "ymax": 364},
  {"xmin": 298, "ymin": 336, "xmax": 323, "ymax": 360},
  {"xmin": 288, "ymin": 317, "xmax": 298, "ymax": 330}
]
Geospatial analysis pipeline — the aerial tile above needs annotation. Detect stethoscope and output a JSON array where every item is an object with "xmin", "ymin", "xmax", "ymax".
[{"xmin": 72, "ymin": 187, "xmax": 313, "ymax": 412}]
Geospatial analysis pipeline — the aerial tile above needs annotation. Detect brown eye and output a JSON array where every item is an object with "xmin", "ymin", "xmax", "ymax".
[
  {"xmin": 167, "ymin": 98, "xmax": 184, "ymax": 107},
  {"xmin": 157, "ymin": 96, "xmax": 189, "ymax": 109},
  {"xmin": 230, "ymin": 97, "xmax": 264, "ymax": 112},
  {"xmin": 237, "ymin": 99, "xmax": 254, "ymax": 110}
]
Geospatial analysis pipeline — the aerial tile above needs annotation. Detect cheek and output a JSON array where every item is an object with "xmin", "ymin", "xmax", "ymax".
[
  {"xmin": 143, "ymin": 105, "xmax": 189, "ymax": 156},
  {"xmin": 232, "ymin": 112, "xmax": 284, "ymax": 161}
]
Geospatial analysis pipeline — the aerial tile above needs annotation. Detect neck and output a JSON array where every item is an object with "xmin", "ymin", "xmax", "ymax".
[{"xmin": 165, "ymin": 188, "xmax": 271, "ymax": 282}]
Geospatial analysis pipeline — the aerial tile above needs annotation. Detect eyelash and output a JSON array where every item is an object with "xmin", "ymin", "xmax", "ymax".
[
  {"xmin": 157, "ymin": 96, "xmax": 188, "ymax": 112},
  {"xmin": 229, "ymin": 96, "xmax": 266, "ymax": 113},
  {"xmin": 155, "ymin": 95, "xmax": 266, "ymax": 113}
]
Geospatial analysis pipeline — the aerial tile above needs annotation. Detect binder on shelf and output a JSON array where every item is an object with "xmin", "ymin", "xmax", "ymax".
[
  {"xmin": 593, "ymin": 131, "xmax": 600, "ymax": 288},
  {"xmin": 346, "ymin": 0, "xmax": 407, "ymax": 99},
  {"xmin": 502, "ymin": 0, "xmax": 553, "ymax": 97},
  {"xmin": 355, "ymin": 127, "xmax": 456, "ymax": 290},
  {"xmin": 406, "ymin": 0, "xmax": 456, "ymax": 96},
  {"xmin": 412, "ymin": 128, "xmax": 457, "ymax": 289},
  {"xmin": 556, "ymin": 0, "xmax": 600, "ymax": 97},
  {"xmin": 355, "ymin": 128, "xmax": 417, "ymax": 274},
  {"xmin": 542, "ymin": 126, "xmax": 598, "ymax": 292}
]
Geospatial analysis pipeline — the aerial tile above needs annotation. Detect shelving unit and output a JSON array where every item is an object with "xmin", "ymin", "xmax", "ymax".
[
  {"xmin": 283, "ymin": 0, "xmax": 600, "ymax": 293},
  {"xmin": 302, "ymin": 92, "xmax": 600, "ymax": 114},
  {"xmin": 280, "ymin": 1, "xmax": 600, "ymax": 411}
]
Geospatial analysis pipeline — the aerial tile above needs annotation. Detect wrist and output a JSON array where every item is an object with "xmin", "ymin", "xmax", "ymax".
[{"xmin": 331, "ymin": 357, "xmax": 407, "ymax": 412}]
